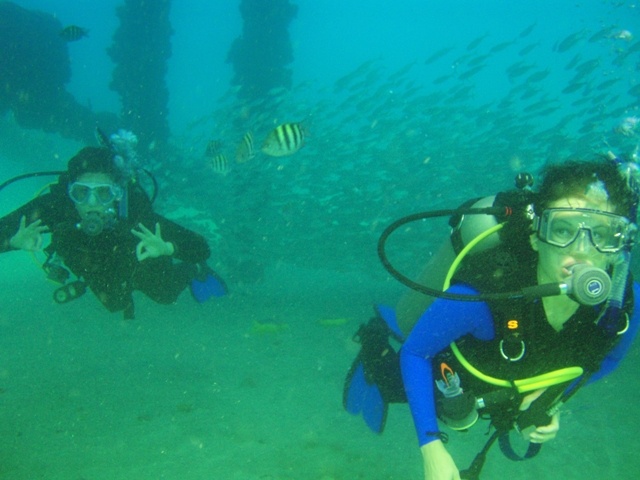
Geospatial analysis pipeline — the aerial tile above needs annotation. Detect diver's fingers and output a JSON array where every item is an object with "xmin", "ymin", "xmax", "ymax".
[
  {"xmin": 136, "ymin": 222, "xmax": 153, "ymax": 235},
  {"xmin": 535, "ymin": 412, "xmax": 560, "ymax": 434},
  {"xmin": 24, "ymin": 219, "xmax": 49, "ymax": 237},
  {"xmin": 130, "ymin": 224, "xmax": 154, "ymax": 240},
  {"xmin": 529, "ymin": 412, "xmax": 560, "ymax": 443},
  {"xmin": 20, "ymin": 217, "xmax": 43, "ymax": 233},
  {"xmin": 154, "ymin": 222, "xmax": 162, "ymax": 239},
  {"xmin": 34, "ymin": 234, "xmax": 43, "ymax": 251},
  {"xmin": 519, "ymin": 388, "xmax": 547, "ymax": 411},
  {"xmin": 29, "ymin": 222, "xmax": 48, "ymax": 234},
  {"xmin": 130, "ymin": 228, "xmax": 145, "ymax": 240},
  {"xmin": 135, "ymin": 241, "xmax": 148, "ymax": 261},
  {"xmin": 27, "ymin": 218, "xmax": 42, "ymax": 228}
]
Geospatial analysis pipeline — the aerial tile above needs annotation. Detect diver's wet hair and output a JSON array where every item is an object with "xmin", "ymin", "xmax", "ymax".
[
  {"xmin": 535, "ymin": 159, "xmax": 635, "ymax": 218},
  {"xmin": 67, "ymin": 147, "xmax": 119, "ymax": 182},
  {"xmin": 498, "ymin": 158, "xmax": 636, "ymax": 263}
]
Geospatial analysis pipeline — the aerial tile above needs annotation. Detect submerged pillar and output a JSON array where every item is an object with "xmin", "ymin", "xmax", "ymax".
[
  {"xmin": 227, "ymin": 0, "xmax": 298, "ymax": 100},
  {"xmin": 108, "ymin": 0, "xmax": 172, "ymax": 151}
]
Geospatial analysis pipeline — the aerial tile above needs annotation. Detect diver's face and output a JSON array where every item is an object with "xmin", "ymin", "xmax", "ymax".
[
  {"xmin": 530, "ymin": 194, "xmax": 617, "ymax": 285},
  {"xmin": 70, "ymin": 172, "xmax": 119, "ymax": 220}
]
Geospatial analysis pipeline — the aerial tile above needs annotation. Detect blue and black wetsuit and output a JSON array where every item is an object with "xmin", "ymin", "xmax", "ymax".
[{"xmin": 400, "ymin": 259, "xmax": 640, "ymax": 446}]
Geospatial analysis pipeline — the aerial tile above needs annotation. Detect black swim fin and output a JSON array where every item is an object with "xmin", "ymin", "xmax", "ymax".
[{"xmin": 343, "ymin": 312, "xmax": 407, "ymax": 433}]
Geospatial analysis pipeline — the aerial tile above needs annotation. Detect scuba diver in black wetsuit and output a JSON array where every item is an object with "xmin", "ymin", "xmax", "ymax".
[
  {"xmin": 0, "ymin": 143, "xmax": 227, "ymax": 319},
  {"xmin": 343, "ymin": 157, "xmax": 640, "ymax": 479}
]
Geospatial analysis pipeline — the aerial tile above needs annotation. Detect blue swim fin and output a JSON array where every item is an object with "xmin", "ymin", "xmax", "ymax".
[
  {"xmin": 343, "ymin": 309, "xmax": 408, "ymax": 434},
  {"xmin": 343, "ymin": 355, "xmax": 387, "ymax": 434},
  {"xmin": 190, "ymin": 266, "xmax": 228, "ymax": 303}
]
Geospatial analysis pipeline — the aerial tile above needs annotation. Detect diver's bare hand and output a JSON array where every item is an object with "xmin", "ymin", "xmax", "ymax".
[
  {"xmin": 518, "ymin": 388, "xmax": 560, "ymax": 443},
  {"xmin": 131, "ymin": 222, "xmax": 174, "ymax": 261},
  {"xmin": 421, "ymin": 440, "xmax": 461, "ymax": 480},
  {"xmin": 9, "ymin": 216, "xmax": 48, "ymax": 251},
  {"xmin": 527, "ymin": 411, "xmax": 560, "ymax": 443}
]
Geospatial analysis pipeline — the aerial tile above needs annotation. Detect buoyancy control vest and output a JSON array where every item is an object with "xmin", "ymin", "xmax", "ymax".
[{"xmin": 437, "ymin": 246, "xmax": 632, "ymax": 400}]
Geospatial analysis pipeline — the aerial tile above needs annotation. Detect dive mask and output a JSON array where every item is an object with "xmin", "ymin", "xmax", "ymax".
[
  {"xmin": 68, "ymin": 182, "xmax": 122, "ymax": 205},
  {"xmin": 534, "ymin": 208, "xmax": 636, "ymax": 253}
]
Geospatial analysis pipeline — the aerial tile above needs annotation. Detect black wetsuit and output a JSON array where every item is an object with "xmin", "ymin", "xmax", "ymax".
[{"xmin": 0, "ymin": 180, "xmax": 210, "ymax": 315}]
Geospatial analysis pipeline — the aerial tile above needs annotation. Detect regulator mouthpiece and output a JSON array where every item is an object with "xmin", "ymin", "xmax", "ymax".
[
  {"xmin": 76, "ymin": 210, "xmax": 116, "ymax": 236},
  {"xmin": 563, "ymin": 264, "xmax": 611, "ymax": 306}
]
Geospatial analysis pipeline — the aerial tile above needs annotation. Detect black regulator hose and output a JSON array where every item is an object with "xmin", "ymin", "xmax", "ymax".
[
  {"xmin": 0, "ymin": 171, "xmax": 65, "ymax": 193},
  {"xmin": 140, "ymin": 168, "xmax": 158, "ymax": 204},
  {"xmin": 377, "ymin": 206, "xmax": 524, "ymax": 302}
]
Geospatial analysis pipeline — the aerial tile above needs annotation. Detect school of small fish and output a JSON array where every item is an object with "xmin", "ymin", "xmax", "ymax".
[{"xmin": 173, "ymin": 22, "xmax": 639, "ymax": 274}]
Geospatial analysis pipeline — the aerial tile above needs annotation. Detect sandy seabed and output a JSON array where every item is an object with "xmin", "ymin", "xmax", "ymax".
[{"xmin": 0, "ymin": 256, "xmax": 638, "ymax": 480}]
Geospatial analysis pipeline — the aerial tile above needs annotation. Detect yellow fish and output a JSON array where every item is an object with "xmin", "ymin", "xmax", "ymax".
[
  {"xmin": 261, "ymin": 123, "xmax": 306, "ymax": 157},
  {"xmin": 250, "ymin": 320, "xmax": 290, "ymax": 335}
]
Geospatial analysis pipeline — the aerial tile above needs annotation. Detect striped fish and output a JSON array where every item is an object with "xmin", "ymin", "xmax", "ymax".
[
  {"xmin": 235, "ymin": 132, "xmax": 255, "ymax": 163},
  {"xmin": 261, "ymin": 123, "xmax": 306, "ymax": 157},
  {"xmin": 59, "ymin": 25, "xmax": 89, "ymax": 42},
  {"xmin": 209, "ymin": 154, "xmax": 230, "ymax": 176}
]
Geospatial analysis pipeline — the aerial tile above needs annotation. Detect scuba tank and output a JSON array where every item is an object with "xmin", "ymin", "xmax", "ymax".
[
  {"xmin": 393, "ymin": 172, "xmax": 535, "ymax": 333},
  {"xmin": 394, "ymin": 194, "xmax": 501, "ymax": 334}
]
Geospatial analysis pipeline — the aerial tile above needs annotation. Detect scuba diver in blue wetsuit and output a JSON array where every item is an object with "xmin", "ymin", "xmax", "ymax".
[
  {"xmin": 343, "ymin": 156, "xmax": 640, "ymax": 479},
  {"xmin": 0, "ymin": 136, "xmax": 227, "ymax": 319}
]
